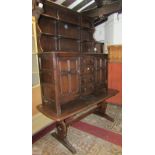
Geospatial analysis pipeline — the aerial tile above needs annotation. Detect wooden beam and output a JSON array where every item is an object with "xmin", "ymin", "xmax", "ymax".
[{"xmin": 82, "ymin": 1, "xmax": 121, "ymax": 18}]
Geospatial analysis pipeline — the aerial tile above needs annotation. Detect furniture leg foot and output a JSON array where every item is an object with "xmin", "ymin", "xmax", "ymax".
[
  {"xmin": 94, "ymin": 111, "xmax": 114, "ymax": 122},
  {"xmin": 51, "ymin": 132, "xmax": 76, "ymax": 154},
  {"xmin": 51, "ymin": 121, "xmax": 76, "ymax": 154},
  {"xmin": 94, "ymin": 102, "xmax": 114, "ymax": 122}
]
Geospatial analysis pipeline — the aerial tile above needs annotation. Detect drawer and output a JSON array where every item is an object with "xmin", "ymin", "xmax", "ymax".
[
  {"xmin": 81, "ymin": 75, "xmax": 94, "ymax": 85},
  {"xmin": 58, "ymin": 22, "xmax": 80, "ymax": 39},
  {"xmin": 81, "ymin": 66, "xmax": 94, "ymax": 74},
  {"xmin": 40, "ymin": 35, "xmax": 57, "ymax": 52},
  {"xmin": 40, "ymin": 71, "xmax": 54, "ymax": 83},
  {"xmin": 81, "ymin": 56, "xmax": 94, "ymax": 65},
  {"xmin": 81, "ymin": 42, "xmax": 93, "ymax": 53},
  {"xmin": 58, "ymin": 38, "xmax": 80, "ymax": 52},
  {"xmin": 38, "ymin": 16, "xmax": 56, "ymax": 35},
  {"xmin": 58, "ymin": 9, "xmax": 80, "ymax": 25}
]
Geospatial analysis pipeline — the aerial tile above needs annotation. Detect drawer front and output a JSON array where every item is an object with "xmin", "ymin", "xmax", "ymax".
[
  {"xmin": 58, "ymin": 38, "xmax": 80, "ymax": 52},
  {"xmin": 40, "ymin": 35, "xmax": 57, "ymax": 52},
  {"xmin": 58, "ymin": 22, "xmax": 80, "ymax": 39},
  {"xmin": 81, "ymin": 56, "xmax": 94, "ymax": 65},
  {"xmin": 40, "ymin": 71, "xmax": 54, "ymax": 83},
  {"xmin": 38, "ymin": 16, "xmax": 56, "ymax": 35},
  {"xmin": 81, "ymin": 75, "xmax": 94, "ymax": 85},
  {"xmin": 58, "ymin": 9, "xmax": 80, "ymax": 25},
  {"xmin": 81, "ymin": 65, "xmax": 94, "ymax": 74}
]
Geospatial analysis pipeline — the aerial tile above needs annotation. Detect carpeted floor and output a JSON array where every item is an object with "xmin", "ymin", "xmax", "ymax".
[
  {"xmin": 82, "ymin": 103, "xmax": 122, "ymax": 134},
  {"xmin": 32, "ymin": 103, "xmax": 122, "ymax": 155}
]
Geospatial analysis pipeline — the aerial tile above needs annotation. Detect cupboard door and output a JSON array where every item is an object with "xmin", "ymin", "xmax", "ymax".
[
  {"xmin": 94, "ymin": 56, "xmax": 107, "ymax": 92},
  {"xmin": 57, "ymin": 56, "xmax": 80, "ymax": 104}
]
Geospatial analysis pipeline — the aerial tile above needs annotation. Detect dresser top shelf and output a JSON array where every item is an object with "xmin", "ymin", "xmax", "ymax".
[{"xmin": 37, "ymin": 89, "xmax": 118, "ymax": 121}]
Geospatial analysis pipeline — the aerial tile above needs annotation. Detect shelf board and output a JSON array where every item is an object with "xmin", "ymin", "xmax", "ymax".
[
  {"xmin": 57, "ymin": 35, "xmax": 80, "ymax": 40},
  {"xmin": 41, "ymin": 14, "xmax": 58, "ymax": 20},
  {"xmin": 81, "ymin": 26, "xmax": 94, "ymax": 30},
  {"xmin": 81, "ymin": 40, "xmax": 94, "ymax": 42},
  {"xmin": 58, "ymin": 19, "xmax": 80, "ymax": 27},
  {"xmin": 41, "ymin": 32, "xmax": 56, "ymax": 37}
]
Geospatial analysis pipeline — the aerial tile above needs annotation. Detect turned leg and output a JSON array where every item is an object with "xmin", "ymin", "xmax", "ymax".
[
  {"xmin": 94, "ymin": 102, "xmax": 114, "ymax": 122},
  {"xmin": 51, "ymin": 121, "xmax": 76, "ymax": 154}
]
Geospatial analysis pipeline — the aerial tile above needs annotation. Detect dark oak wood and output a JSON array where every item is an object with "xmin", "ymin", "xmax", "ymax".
[
  {"xmin": 36, "ymin": 1, "xmax": 119, "ymax": 153},
  {"xmin": 82, "ymin": 1, "xmax": 122, "ymax": 18}
]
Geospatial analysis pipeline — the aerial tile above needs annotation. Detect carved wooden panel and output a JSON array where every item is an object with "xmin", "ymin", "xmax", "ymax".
[
  {"xmin": 94, "ymin": 56, "xmax": 107, "ymax": 93},
  {"xmin": 57, "ymin": 56, "xmax": 80, "ymax": 104}
]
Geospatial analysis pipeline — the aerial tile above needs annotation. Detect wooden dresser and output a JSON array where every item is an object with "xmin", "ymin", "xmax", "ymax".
[{"xmin": 36, "ymin": 0, "xmax": 118, "ymax": 153}]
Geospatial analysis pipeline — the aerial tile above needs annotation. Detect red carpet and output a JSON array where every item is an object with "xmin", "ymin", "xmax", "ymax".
[{"xmin": 73, "ymin": 121, "xmax": 122, "ymax": 147}]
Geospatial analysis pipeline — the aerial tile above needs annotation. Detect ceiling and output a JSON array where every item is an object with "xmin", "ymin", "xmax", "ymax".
[{"xmin": 47, "ymin": 0, "xmax": 122, "ymax": 25}]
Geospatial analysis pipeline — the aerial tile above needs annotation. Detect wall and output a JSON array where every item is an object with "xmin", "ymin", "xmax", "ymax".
[
  {"xmin": 93, "ymin": 13, "xmax": 122, "ymax": 45},
  {"xmin": 93, "ymin": 13, "xmax": 122, "ymax": 105},
  {"xmin": 32, "ymin": 86, "xmax": 42, "ymax": 115},
  {"xmin": 106, "ymin": 45, "xmax": 122, "ymax": 105}
]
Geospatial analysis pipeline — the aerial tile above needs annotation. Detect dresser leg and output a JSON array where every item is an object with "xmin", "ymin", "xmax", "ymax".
[
  {"xmin": 94, "ymin": 102, "xmax": 114, "ymax": 122},
  {"xmin": 51, "ymin": 121, "xmax": 77, "ymax": 154}
]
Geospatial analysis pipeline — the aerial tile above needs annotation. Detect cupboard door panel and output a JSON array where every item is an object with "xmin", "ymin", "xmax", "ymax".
[
  {"xmin": 60, "ymin": 75, "xmax": 69, "ymax": 95},
  {"xmin": 57, "ymin": 56, "xmax": 80, "ymax": 104},
  {"xmin": 70, "ymin": 74, "xmax": 79, "ymax": 93}
]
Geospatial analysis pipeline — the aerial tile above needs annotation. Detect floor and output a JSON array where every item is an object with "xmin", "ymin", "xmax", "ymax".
[{"xmin": 32, "ymin": 103, "xmax": 122, "ymax": 155}]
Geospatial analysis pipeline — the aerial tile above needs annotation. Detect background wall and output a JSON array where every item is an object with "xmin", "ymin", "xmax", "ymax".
[
  {"xmin": 94, "ymin": 13, "xmax": 122, "ymax": 105},
  {"xmin": 94, "ymin": 13, "xmax": 122, "ymax": 45}
]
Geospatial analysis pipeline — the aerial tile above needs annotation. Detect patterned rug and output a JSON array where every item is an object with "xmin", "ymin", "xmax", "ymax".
[
  {"xmin": 33, "ymin": 104, "xmax": 122, "ymax": 155},
  {"xmin": 82, "ymin": 103, "xmax": 122, "ymax": 134}
]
